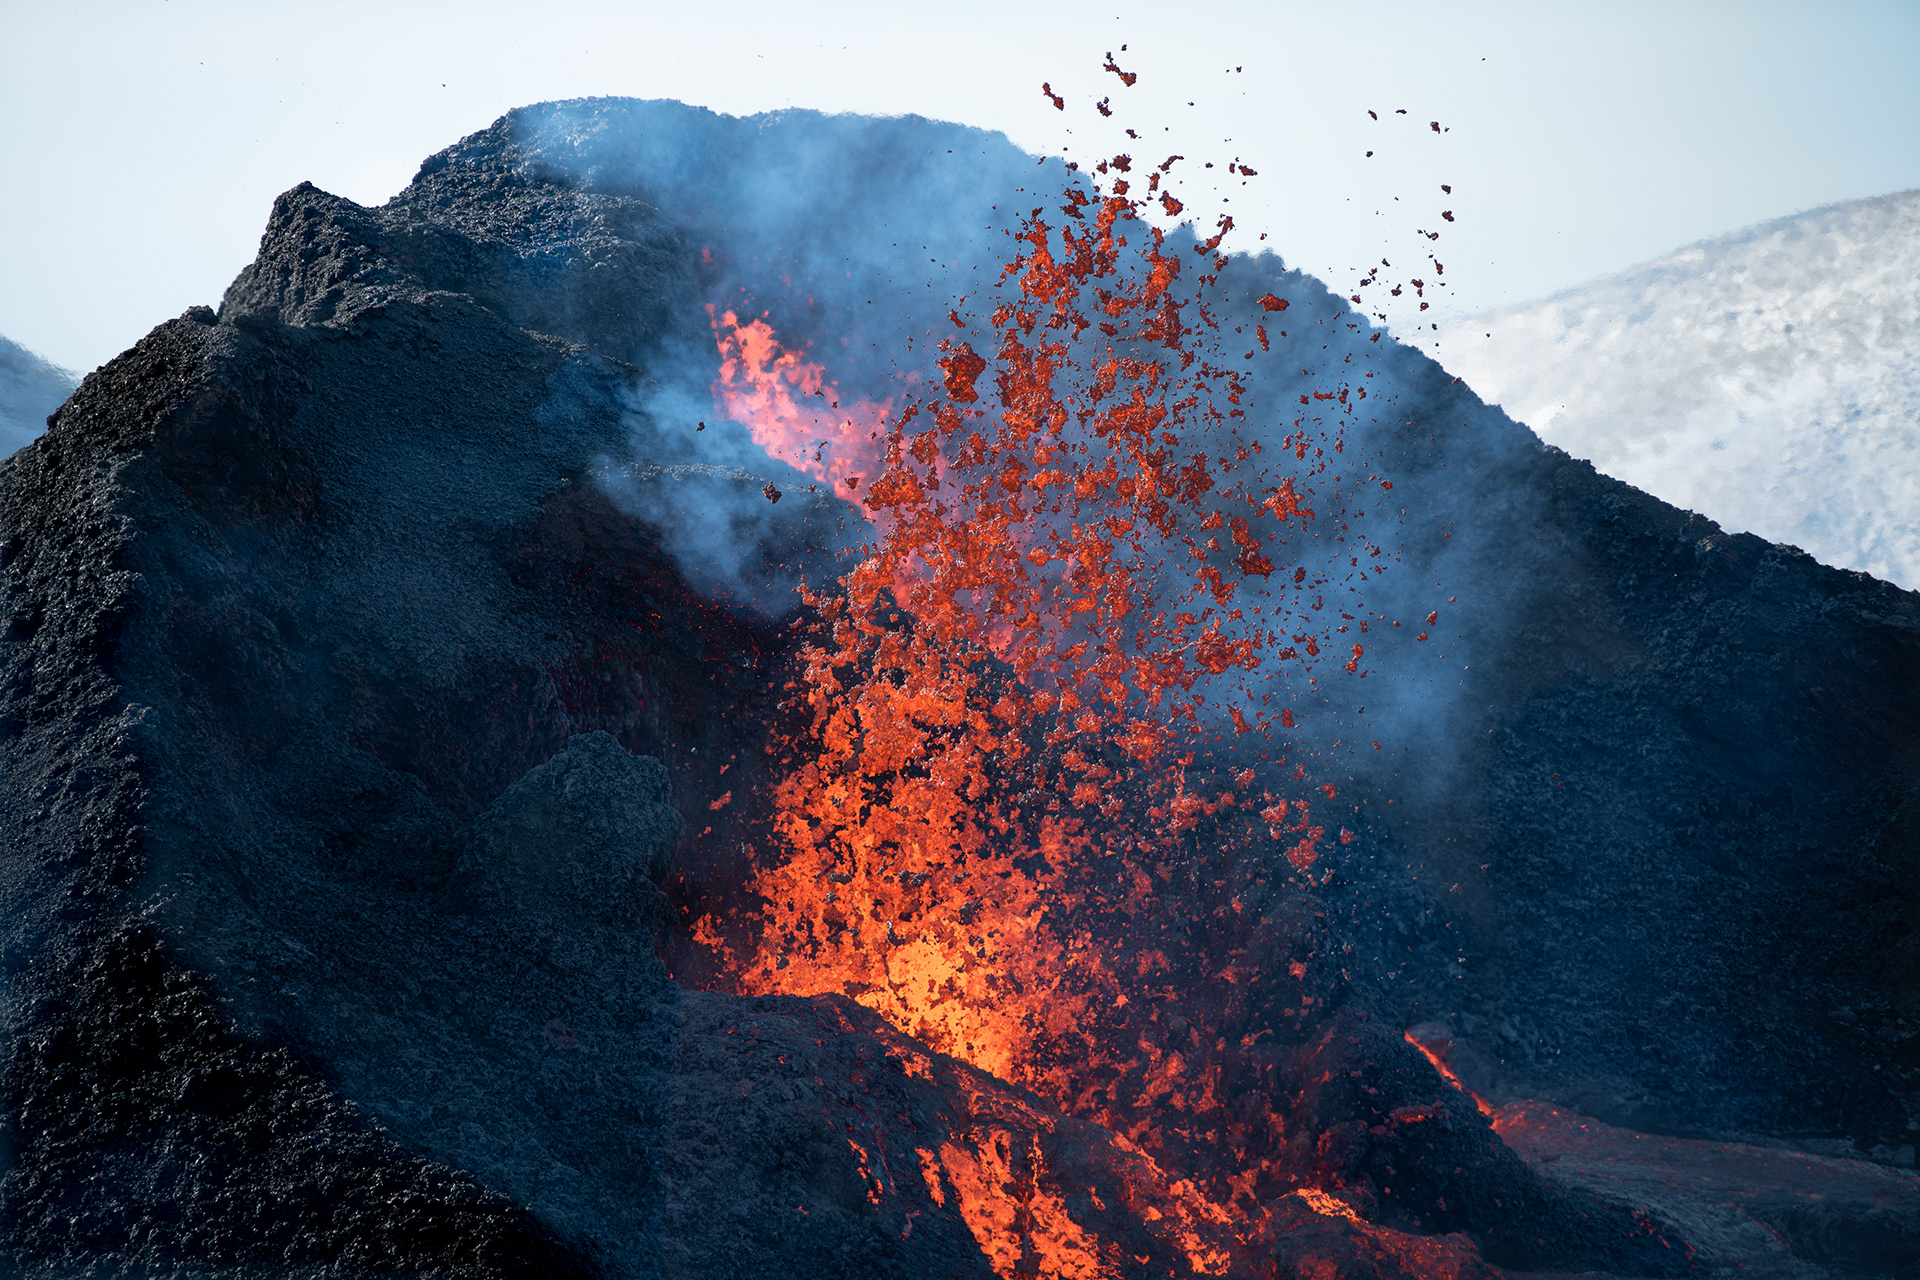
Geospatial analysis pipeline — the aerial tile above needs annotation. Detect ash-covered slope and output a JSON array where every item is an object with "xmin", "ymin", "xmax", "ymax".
[
  {"xmin": 0, "ymin": 96, "xmax": 1915, "ymax": 1279},
  {"xmin": 0, "ymin": 334, "xmax": 77, "ymax": 457},
  {"xmin": 1434, "ymin": 189, "xmax": 1920, "ymax": 588}
]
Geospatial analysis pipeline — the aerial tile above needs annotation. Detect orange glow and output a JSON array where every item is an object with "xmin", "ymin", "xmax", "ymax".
[
  {"xmin": 682, "ymin": 76, "xmax": 1441, "ymax": 1276},
  {"xmin": 1403, "ymin": 1026, "xmax": 1494, "ymax": 1116},
  {"xmin": 1292, "ymin": 1187, "xmax": 1362, "ymax": 1223},
  {"xmin": 936, "ymin": 1134, "xmax": 1107, "ymax": 1278},
  {"xmin": 727, "ymin": 171, "xmax": 1352, "ymax": 1090},
  {"xmin": 710, "ymin": 305, "xmax": 893, "ymax": 496}
]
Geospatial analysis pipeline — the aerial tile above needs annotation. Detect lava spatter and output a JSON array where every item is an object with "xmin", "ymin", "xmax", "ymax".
[{"xmin": 685, "ymin": 68, "xmax": 1447, "ymax": 1275}]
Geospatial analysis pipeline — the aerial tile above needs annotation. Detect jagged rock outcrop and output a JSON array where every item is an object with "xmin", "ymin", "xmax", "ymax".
[{"xmin": 448, "ymin": 731, "xmax": 682, "ymax": 920}]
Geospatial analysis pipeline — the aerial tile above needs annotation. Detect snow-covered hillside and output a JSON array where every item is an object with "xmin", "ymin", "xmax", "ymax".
[
  {"xmin": 1434, "ymin": 189, "xmax": 1920, "ymax": 589},
  {"xmin": 0, "ymin": 334, "xmax": 77, "ymax": 457}
]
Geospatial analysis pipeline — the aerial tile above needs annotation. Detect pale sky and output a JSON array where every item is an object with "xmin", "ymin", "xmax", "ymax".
[{"xmin": 3, "ymin": 0, "xmax": 1917, "ymax": 375}]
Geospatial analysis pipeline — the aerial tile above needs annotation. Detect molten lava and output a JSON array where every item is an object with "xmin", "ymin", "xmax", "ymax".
[
  {"xmin": 1403, "ymin": 1025, "xmax": 1494, "ymax": 1116},
  {"xmin": 710, "ymin": 305, "xmax": 893, "ymax": 497},
  {"xmin": 682, "ymin": 68, "xmax": 1465, "ymax": 1277}
]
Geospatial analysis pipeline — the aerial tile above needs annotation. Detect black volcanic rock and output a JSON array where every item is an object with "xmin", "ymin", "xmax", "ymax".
[
  {"xmin": 0, "ymin": 203, "xmax": 928, "ymax": 1273},
  {"xmin": 220, "ymin": 174, "xmax": 692, "ymax": 363},
  {"xmin": 448, "ymin": 731, "xmax": 682, "ymax": 920},
  {"xmin": 1362, "ymin": 450, "xmax": 1920, "ymax": 1142},
  {"xmin": 1, "ymin": 97, "xmax": 1916, "ymax": 1279}
]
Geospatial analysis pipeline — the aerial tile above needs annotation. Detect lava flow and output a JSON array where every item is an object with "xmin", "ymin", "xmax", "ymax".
[{"xmin": 683, "ymin": 69, "xmax": 1456, "ymax": 1276}]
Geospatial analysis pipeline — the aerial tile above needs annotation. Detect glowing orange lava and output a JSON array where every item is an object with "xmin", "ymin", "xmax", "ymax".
[
  {"xmin": 1403, "ymin": 1026, "xmax": 1494, "ymax": 1116},
  {"xmin": 710, "ymin": 305, "xmax": 893, "ymax": 496},
  {"xmin": 685, "ymin": 64, "xmax": 1462, "ymax": 1277},
  {"xmin": 696, "ymin": 160, "xmax": 1368, "ymax": 1253}
]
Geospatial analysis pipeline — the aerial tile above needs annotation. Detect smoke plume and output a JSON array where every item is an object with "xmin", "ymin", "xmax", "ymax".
[{"xmin": 0, "ymin": 334, "xmax": 77, "ymax": 457}]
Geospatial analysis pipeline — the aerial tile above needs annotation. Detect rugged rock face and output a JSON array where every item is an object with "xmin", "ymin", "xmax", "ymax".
[
  {"xmin": 0, "ymin": 97, "xmax": 1915, "ymax": 1278},
  {"xmin": 1381, "ymin": 477, "xmax": 1920, "ymax": 1147}
]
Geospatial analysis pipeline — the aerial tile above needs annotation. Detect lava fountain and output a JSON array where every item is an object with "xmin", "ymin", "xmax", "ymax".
[{"xmin": 676, "ymin": 65, "xmax": 1475, "ymax": 1276}]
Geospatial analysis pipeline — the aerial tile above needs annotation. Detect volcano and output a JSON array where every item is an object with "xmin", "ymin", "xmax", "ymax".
[{"xmin": 1, "ymin": 99, "xmax": 1915, "ymax": 1280}]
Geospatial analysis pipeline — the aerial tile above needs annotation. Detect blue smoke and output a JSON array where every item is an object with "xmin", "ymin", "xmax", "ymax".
[
  {"xmin": 0, "ymin": 333, "xmax": 77, "ymax": 457},
  {"xmin": 465, "ymin": 98, "xmax": 1563, "ymax": 807}
]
